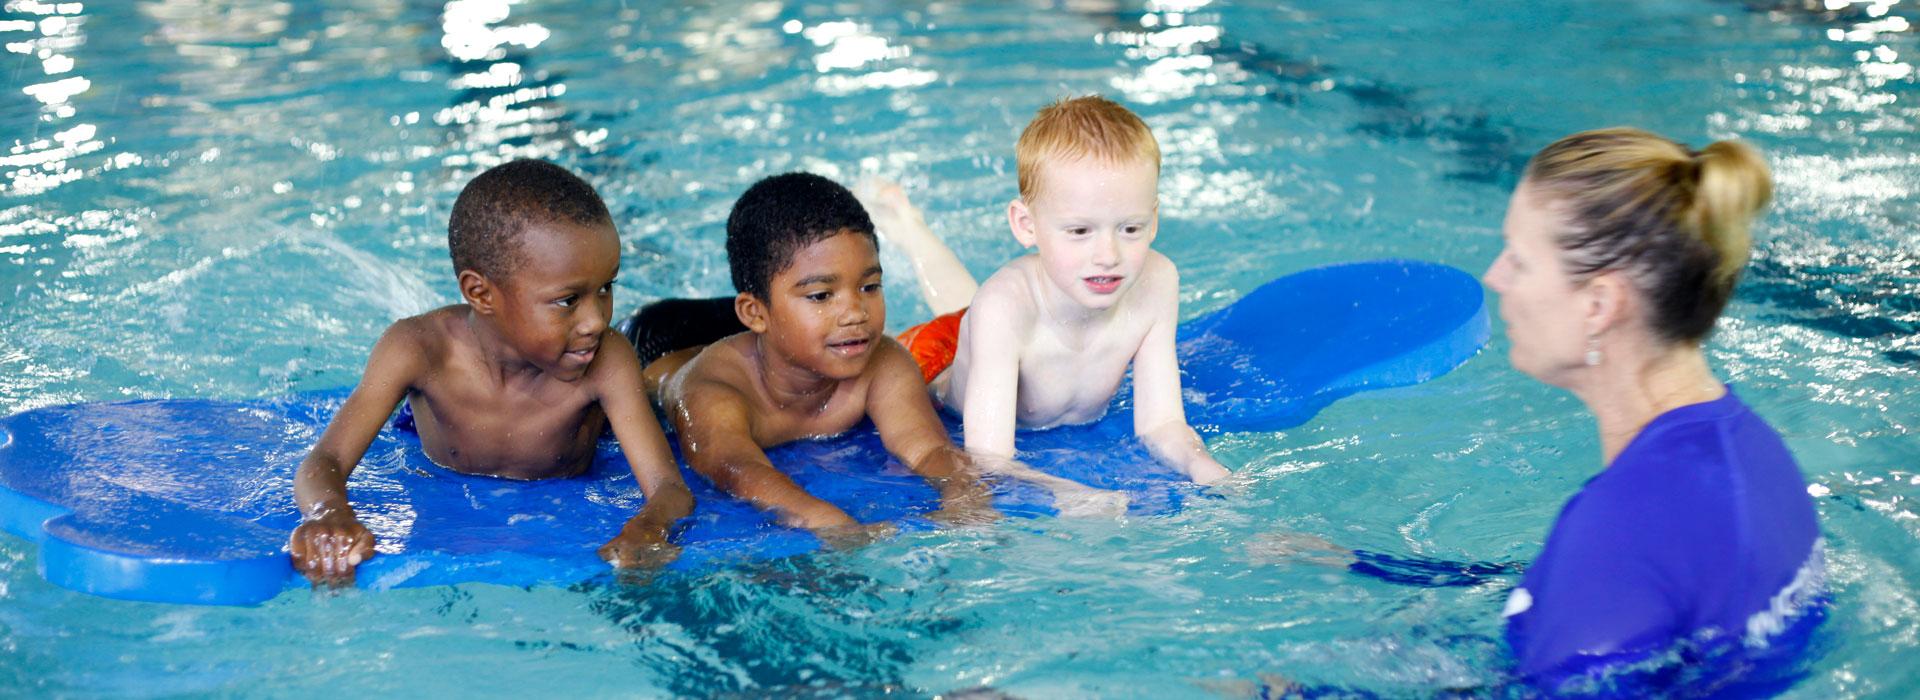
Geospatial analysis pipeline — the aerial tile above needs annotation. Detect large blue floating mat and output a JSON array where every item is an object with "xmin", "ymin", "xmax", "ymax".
[
  {"xmin": 1174, "ymin": 258, "xmax": 1491, "ymax": 433},
  {"xmin": 0, "ymin": 259, "xmax": 1486, "ymax": 605}
]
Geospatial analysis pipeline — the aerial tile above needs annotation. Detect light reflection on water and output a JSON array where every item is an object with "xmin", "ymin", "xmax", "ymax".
[
  {"xmin": 1, "ymin": 1, "xmax": 103, "ymax": 197},
  {"xmin": 0, "ymin": 0, "xmax": 1916, "ymax": 696}
]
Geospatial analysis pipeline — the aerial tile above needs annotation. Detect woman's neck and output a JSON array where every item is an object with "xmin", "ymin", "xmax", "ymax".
[{"xmin": 1575, "ymin": 341, "xmax": 1726, "ymax": 466}]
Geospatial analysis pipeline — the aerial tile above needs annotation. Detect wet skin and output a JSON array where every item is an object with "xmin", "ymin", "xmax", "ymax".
[
  {"xmin": 932, "ymin": 156, "xmax": 1229, "ymax": 484},
  {"xmin": 289, "ymin": 219, "xmax": 694, "ymax": 586},
  {"xmin": 650, "ymin": 230, "xmax": 997, "ymax": 540}
]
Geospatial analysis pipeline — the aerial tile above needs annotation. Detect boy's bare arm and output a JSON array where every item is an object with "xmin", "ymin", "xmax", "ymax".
[
  {"xmin": 955, "ymin": 285, "xmax": 1028, "ymax": 458},
  {"xmin": 865, "ymin": 342, "xmax": 998, "ymax": 525},
  {"xmin": 1129, "ymin": 266, "xmax": 1229, "ymax": 484},
  {"xmin": 671, "ymin": 380, "xmax": 860, "ymax": 532},
  {"xmin": 592, "ymin": 331, "xmax": 694, "ymax": 568},
  {"xmin": 289, "ymin": 322, "xmax": 427, "ymax": 586},
  {"xmin": 953, "ymin": 285, "xmax": 1126, "ymax": 514}
]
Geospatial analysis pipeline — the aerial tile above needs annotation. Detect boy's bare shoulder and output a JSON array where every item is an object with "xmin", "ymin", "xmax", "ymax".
[
  {"xmin": 385, "ymin": 304, "xmax": 461, "ymax": 338},
  {"xmin": 970, "ymin": 256, "xmax": 1043, "ymax": 321},
  {"xmin": 1134, "ymin": 250, "xmax": 1180, "ymax": 305},
  {"xmin": 1140, "ymin": 250, "xmax": 1178, "ymax": 290},
  {"xmin": 667, "ymin": 335, "xmax": 757, "ymax": 407},
  {"xmin": 866, "ymin": 335, "xmax": 926, "ymax": 385},
  {"xmin": 981, "ymin": 253, "xmax": 1042, "ymax": 288},
  {"xmin": 372, "ymin": 305, "xmax": 469, "ymax": 361},
  {"xmin": 580, "ymin": 329, "xmax": 643, "ymax": 386}
]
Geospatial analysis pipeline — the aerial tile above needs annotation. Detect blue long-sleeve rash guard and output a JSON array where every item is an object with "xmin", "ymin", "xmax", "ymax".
[{"xmin": 1503, "ymin": 387, "xmax": 1824, "ymax": 688}]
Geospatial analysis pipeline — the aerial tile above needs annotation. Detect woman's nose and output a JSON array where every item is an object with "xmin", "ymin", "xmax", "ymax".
[{"xmin": 1482, "ymin": 256, "xmax": 1508, "ymax": 292}]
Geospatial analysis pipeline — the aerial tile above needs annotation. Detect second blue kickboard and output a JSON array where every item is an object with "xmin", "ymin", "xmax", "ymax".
[{"xmin": 0, "ymin": 259, "xmax": 1488, "ymax": 605}]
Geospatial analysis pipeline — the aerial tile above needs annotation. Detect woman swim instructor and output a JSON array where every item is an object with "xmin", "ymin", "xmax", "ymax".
[{"xmin": 1483, "ymin": 128, "xmax": 1823, "ymax": 686}]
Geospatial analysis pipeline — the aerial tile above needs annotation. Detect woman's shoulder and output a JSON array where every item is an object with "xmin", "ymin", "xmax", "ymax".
[{"xmin": 1610, "ymin": 389, "xmax": 1802, "ymax": 492}]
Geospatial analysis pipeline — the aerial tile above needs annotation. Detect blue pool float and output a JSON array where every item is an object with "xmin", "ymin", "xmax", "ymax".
[{"xmin": 0, "ymin": 259, "xmax": 1488, "ymax": 606}]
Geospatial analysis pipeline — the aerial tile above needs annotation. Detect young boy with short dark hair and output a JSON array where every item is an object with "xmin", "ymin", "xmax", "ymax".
[
  {"xmin": 289, "ymin": 159, "xmax": 693, "ymax": 585},
  {"xmin": 624, "ymin": 172, "xmax": 996, "ymax": 541}
]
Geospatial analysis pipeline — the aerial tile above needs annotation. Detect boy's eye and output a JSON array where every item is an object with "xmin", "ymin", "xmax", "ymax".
[
  {"xmin": 1066, "ymin": 227, "xmax": 1090, "ymax": 236},
  {"xmin": 1122, "ymin": 225, "xmax": 1144, "ymax": 236},
  {"xmin": 555, "ymin": 295, "xmax": 578, "ymax": 308},
  {"xmin": 805, "ymin": 291, "xmax": 831, "ymax": 303},
  {"xmin": 861, "ymin": 282, "xmax": 883, "ymax": 293},
  {"xmin": 599, "ymin": 283, "xmax": 614, "ymax": 295}
]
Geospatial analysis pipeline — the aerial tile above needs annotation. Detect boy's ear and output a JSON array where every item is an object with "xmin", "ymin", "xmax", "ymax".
[
  {"xmin": 1007, "ymin": 198, "xmax": 1038, "ymax": 248},
  {"xmin": 459, "ymin": 269, "xmax": 498, "ymax": 314},
  {"xmin": 734, "ymin": 292, "xmax": 769, "ymax": 334}
]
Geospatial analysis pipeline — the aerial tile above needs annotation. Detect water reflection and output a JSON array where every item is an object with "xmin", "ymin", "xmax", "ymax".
[
  {"xmin": 1, "ymin": 0, "xmax": 102, "ymax": 196},
  {"xmin": 442, "ymin": 0, "xmax": 548, "ymax": 62},
  {"xmin": 789, "ymin": 18, "xmax": 936, "ymax": 96},
  {"xmin": 436, "ymin": 0, "xmax": 575, "ymax": 168},
  {"xmin": 1103, "ymin": 2, "xmax": 1228, "ymax": 104},
  {"xmin": 666, "ymin": 2, "xmax": 790, "ymax": 86}
]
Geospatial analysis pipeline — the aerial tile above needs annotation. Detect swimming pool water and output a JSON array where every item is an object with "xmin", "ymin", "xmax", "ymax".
[{"xmin": 2, "ymin": 0, "xmax": 1916, "ymax": 696}]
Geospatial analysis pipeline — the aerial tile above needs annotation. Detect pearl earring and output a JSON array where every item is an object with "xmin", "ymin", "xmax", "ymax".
[{"xmin": 1585, "ymin": 335, "xmax": 1602, "ymax": 367}]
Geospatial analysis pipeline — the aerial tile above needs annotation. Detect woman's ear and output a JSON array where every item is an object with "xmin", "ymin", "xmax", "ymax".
[
  {"xmin": 1007, "ymin": 198, "xmax": 1038, "ymax": 249},
  {"xmin": 1583, "ymin": 271, "xmax": 1632, "ymax": 338},
  {"xmin": 460, "ymin": 270, "xmax": 496, "ymax": 314},
  {"xmin": 735, "ymin": 292, "xmax": 769, "ymax": 334}
]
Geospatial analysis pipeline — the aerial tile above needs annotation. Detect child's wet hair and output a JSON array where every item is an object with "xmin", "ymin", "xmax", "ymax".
[
  {"xmin": 447, "ymin": 159, "xmax": 612, "ymax": 281},
  {"xmin": 1016, "ymin": 95, "xmax": 1161, "ymax": 203},
  {"xmin": 726, "ymin": 172, "xmax": 877, "ymax": 299}
]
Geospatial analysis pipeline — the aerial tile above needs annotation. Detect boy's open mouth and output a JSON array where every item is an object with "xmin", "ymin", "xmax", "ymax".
[
  {"xmin": 1083, "ymin": 275, "xmax": 1124, "ymax": 294},
  {"xmin": 565, "ymin": 344, "xmax": 598, "ymax": 363},
  {"xmin": 826, "ymin": 336, "xmax": 872, "ymax": 356}
]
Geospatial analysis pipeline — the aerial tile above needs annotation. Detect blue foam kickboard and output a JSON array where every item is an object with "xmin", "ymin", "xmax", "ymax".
[{"xmin": 0, "ymin": 259, "xmax": 1488, "ymax": 605}]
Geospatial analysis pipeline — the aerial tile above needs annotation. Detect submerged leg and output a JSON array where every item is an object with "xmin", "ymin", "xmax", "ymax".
[{"xmin": 856, "ymin": 179, "xmax": 978, "ymax": 316}]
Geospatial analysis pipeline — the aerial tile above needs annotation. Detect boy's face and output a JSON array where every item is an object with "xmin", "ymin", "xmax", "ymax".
[
  {"xmin": 1011, "ymin": 155, "xmax": 1159, "ymax": 311},
  {"xmin": 746, "ymin": 230, "xmax": 886, "ymax": 381},
  {"xmin": 484, "ymin": 219, "xmax": 621, "ymax": 382}
]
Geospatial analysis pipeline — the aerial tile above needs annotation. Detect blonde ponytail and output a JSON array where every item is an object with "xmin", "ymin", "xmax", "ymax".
[
  {"xmin": 1523, "ymin": 128, "xmax": 1773, "ymax": 343},
  {"xmin": 1691, "ymin": 140, "xmax": 1772, "ymax": 289}
]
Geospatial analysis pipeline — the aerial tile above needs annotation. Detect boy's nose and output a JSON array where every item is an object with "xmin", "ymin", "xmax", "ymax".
[
  {"xmin": 577, "ymin": 297, "xmax": 611, "ymax": 335},
  {"xmin": 838, "ymin": 299, "xmax": 870, "ymax": 325},
  {"xmin": 1092, "ymin": 231, "xmax": 1120, "ymax": 266}
]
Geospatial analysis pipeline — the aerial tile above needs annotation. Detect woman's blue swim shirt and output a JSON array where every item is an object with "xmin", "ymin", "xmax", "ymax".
[{"xmin": 1502, "ymin": 386, "xmax": 1824, "ymax": 686}]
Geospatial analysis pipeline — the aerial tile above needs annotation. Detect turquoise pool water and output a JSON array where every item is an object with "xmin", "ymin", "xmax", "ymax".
[{"xmin": 2, "ymin": 0, "xmax": 1916, "ymax": 696}]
